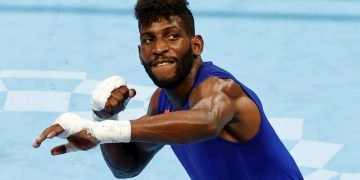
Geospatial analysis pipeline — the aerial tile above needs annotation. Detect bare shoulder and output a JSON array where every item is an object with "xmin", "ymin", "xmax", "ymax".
[
  {"xmin": 190, "ymin": 76, "xmax": 261, "ymax": 141},
  {"xmin": 190, "ymin": 77, "xmax": 245, "ymax": 102}
]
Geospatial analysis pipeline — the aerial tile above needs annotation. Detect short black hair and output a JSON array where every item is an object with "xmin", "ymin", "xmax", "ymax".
[{"xmin": 134, "ymin": 0, "xmax": 195, "ymax": 36}]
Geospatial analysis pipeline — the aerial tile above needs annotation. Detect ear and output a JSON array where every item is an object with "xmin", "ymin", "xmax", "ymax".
[
  {"xmin": 138, "ymin": 45, "xmax": 144, "ymax": 65},
  {"xmin": 191, "ymin": 35, "xmax": 204, "ymax": 57}
]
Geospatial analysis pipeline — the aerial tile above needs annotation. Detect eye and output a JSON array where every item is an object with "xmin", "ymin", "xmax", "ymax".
[
  {"xmin": 167, "ymin": 33, "xmax": 179, "ymax": 40},
  {"xmin": 142, "ymin": 36, "xmax": 154, "ymax": 44}
]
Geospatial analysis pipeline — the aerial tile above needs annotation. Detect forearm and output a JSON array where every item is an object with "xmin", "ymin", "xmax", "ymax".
[
  {"xmin": 100, "ymin": 142, "xmax": 163, "ymax": 178},
  {"xmin": 131, "ymin": 109, "xmax": 223, "ymax": 144},
  {"xmin": 100, "ymin": 143, "xmax": 139, "ymax": 178}
]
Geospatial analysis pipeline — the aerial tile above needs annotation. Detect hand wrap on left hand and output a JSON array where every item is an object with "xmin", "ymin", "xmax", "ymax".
[{"xmin": 91, "ymin": 76, "xmax": 127, "ymax": 112}]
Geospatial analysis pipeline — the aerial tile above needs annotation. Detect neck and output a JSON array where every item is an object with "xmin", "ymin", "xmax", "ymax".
[{"xmin": 164, "ymin": 59, "xmax": 203, "ymax": 110}]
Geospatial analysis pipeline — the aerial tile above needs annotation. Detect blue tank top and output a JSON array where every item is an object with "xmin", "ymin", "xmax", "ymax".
[{"xmin": 157, "ymin": 62, "xmax": 303, "ymax": 180}]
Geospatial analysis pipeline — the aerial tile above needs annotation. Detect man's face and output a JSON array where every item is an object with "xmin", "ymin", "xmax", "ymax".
[{"xmin": 138, "ymin": 16, "xmax": 194, "ymax": 89}]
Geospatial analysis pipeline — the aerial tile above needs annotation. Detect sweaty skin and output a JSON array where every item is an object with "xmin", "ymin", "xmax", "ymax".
[{"xmin": 33, "ymin": 16, "xmax": 261, "ymax": 178}]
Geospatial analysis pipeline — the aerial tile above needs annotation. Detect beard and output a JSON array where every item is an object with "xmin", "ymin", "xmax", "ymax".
[{"xmin": 140, "ymin": 47, "xmax": 194, "ymax": 89}]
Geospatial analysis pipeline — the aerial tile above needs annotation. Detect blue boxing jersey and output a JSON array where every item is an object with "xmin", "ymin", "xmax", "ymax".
[{"xmin": 157, "ymin": 61, "xmax": 303, "ymax": 180}]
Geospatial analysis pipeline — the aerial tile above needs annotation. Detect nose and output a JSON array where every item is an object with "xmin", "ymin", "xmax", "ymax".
[{"xmin": 153, "ymin": 38, "xmax": 169, "ymax": 55}]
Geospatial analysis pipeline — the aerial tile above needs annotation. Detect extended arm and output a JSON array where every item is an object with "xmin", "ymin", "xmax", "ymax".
[
  {"xmin": 33, "ymin": 77, "xmax": 260, "ymax": 177},
  {"xmin": 130, "ymin": 77, "xmax": 238, "ymax": 144}
]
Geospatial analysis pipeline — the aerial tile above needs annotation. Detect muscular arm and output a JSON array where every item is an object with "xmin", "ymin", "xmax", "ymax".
[
  {"xmin": 130, "ymin": 77, "xmax": 257, "ymax": 144},
  {"xmin": 100, "ymin": 89, "xmax": 164, "ymax": 178},
  {"xmin": 33, "ymin": 77, "xmax": 259, "ymax": 177},
  {"xmin": 100, "ymin": 141, "xmax": 163, "ymax": 178}
]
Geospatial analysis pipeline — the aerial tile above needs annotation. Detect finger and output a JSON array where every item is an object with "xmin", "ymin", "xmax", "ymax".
[
  {"xmin": 51, "ymin": 144, "xmax": 67, "ymax": 156},
  {"xmin": 104, "ymin": 101, "xmax": 112, "ymax": 112},
  {"xmin": 51, "ymin": 142, "xmax": 81, "ymax": 156},
  {"xmin": 110, "ymin": 89, "xmax": 125, "ymax": 102},
  {"xmin": 129, "ymin": 88, "xmax": 136, "ymax": 98},
  {"xmin": 47, "ymin": 125, "xmax": 65, "ymax": 139},
  {"xmin": 104, "ymin": 96, "xmax": 120, "ymax": 111},
  {"xmin": 107, "ymin": 96, "xmax": 119, "ymax": 110},
  {"xmin": 33, "ymin": 124, "xmax": 59, "ymax": 148},
  {"xmin": 116, "ymin": 86, "xmax": 129, "ymax": 96},
  {"xmin": 67, "ymin": 131, "xmax": 99, "ymax": 151}
]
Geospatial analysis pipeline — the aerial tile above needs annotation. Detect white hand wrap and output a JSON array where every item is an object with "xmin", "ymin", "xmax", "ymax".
[
  {"xmin": 55, "ymin": 113, "xmax": 131, "ymax": 144},
  {"xmin": 91, "ymin": 76, "xmax": 127, "ymax": 112},
  {"xmin": 55, "ymin": 113, "xmax": 93, "ymax": 139}
]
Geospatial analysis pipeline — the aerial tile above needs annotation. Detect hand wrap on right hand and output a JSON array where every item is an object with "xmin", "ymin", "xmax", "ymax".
[{"xmin": 55, "ymin": 113, "xmax": 131, "ymax": 144}]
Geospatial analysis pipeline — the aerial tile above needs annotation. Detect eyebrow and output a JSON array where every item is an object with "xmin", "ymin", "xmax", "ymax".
[
  {"xmin": 140, "ymin": 32, "xmax": 153, "ymax": 37},
  {"xmin": 140, "ymin": 25, "xmax": 181, "ymax": 37}
]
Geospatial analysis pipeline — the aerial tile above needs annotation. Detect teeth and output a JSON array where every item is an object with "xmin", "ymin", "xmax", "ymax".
[{"xmin": 156, "ymin": 62, "xmax": 171, "ymax": 66}]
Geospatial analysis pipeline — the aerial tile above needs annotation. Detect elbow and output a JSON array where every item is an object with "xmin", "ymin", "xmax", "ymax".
[
  {"xmin": 205, "ymin": 107, "xmax": 230, "ymax": 140},
  {"xmin": 206, "ymin": 123, "xmax": 220, "ymax": 140},
  {"xmin": 112, "ymin": 172, "xmax": 140, "ymax": 179},
  {"xmin": 110, "ymin": 167, "xmax": 142, "ymax": 179},
  {"xmin": 203, "ymin": 117, "xmax": 222, "ymax": 140}
]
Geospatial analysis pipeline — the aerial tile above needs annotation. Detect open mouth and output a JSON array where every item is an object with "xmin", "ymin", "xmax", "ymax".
[{"xmin": 152, "ymin": 59, "xmax": 176, "ymax": 67}]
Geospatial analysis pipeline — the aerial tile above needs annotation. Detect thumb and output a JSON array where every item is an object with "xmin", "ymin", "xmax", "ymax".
[
  {"xmin": 51, "ymin": 142, "xmax": 79, "ymax": 156},
  {"xmin": 129, "ymin": 88, "xmax": 136, "ymax": 98}
]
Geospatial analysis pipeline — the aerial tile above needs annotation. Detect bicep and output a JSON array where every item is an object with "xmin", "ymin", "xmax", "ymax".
[
  {"xmin": 189, "ymin": 77, "xmax": 262, "ymax": 141},
  {"xmin": 189, "ymin": 78, "xmax": 237, "ymax": 132}
]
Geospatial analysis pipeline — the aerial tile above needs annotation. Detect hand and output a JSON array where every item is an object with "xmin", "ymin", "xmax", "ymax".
[
  {"xmin": 32, "ymin": 124, "xmax": 99, "ymax": 156},
  {"xmin": 33, "ymin": 113, "xmax": 131, "ymax": 155},
  {"xmin": 91, "ymin": 76, "xmax": 136, "ymax": 119},
  {"xmin": 33, "ymin": 113, "xmax": 100, "ymax": 155},
  {"xmin": 94, "ymin": 86, "xmax": 136, "ymax": 119}
]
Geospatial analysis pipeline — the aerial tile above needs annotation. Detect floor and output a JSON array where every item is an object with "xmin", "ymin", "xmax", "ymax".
[{"xmin": 0, "ymin": 0, "xmax": 359, "ymax": 179}]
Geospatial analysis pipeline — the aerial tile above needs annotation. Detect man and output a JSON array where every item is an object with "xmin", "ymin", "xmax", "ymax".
[{"xmin": 33, "ymin": 0, "xmax": 303, "ymax": 179}]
